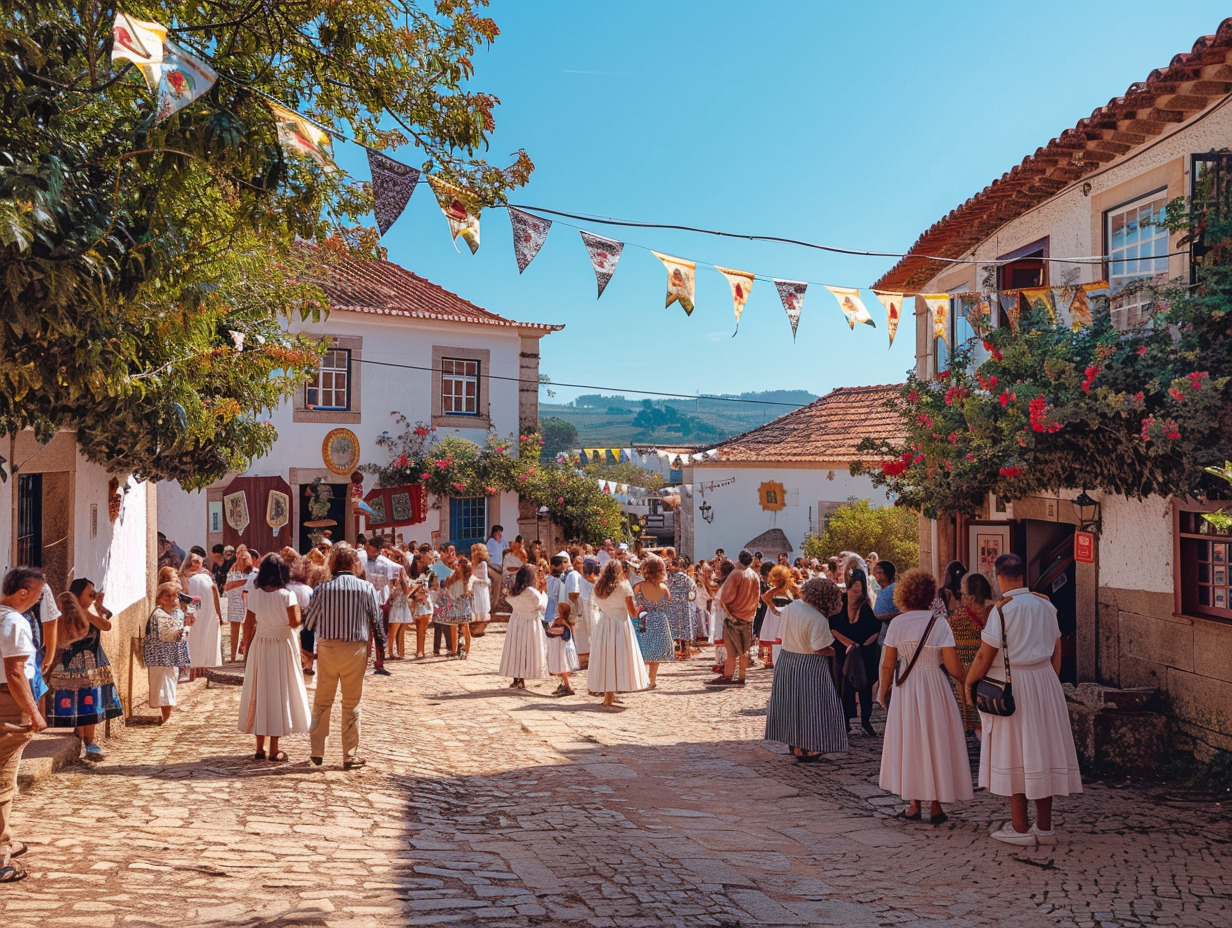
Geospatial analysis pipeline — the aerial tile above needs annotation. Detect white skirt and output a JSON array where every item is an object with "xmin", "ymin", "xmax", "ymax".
[
  {"xmin": 587, "ymin": 612, "xmax": 650, "ymax": 694},
  {"xmin": 497, "ymin": 613, "xmax": 550, "ymax": 679},
  {"xmin": 388, "ymin": 600, "xmax": 413, "ymax": 624},
  {"xmin": 148, "ymin": 666, "xmax": 178, "ymax": 708},
  {"xmin": 978, "ymin": 660, "xmax": 1083, "ymax": 799},
  {"xmin": 237, "ymin": 632, "xmax": 311, "ymax": 737},
  {"xmin": 187, "ymin": 613, "xmax": 222, "ymax": 668},
  {"xmin": 472, "ymin": 582, "xmax": 492, "ymax": 621},
  {"xmin": 547, "ymin": 635, "xmax": 580, "ymax": 674},
  {"xmin": 879, "ymin": 664, "xmax": 974, "ymax": 803},
  {"xmin": 573, "ymin": 602, "xmax": 593, "ymax": 654}
]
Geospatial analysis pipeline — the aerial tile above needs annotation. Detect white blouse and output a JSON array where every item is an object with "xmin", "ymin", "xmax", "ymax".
[
  {"xmin": 982, "ymin": 588, "xmax": 1060, "ymax": 666},
  {"xmin": 777, "ymin": 600, "xmax": 835, "ymax": 654}
]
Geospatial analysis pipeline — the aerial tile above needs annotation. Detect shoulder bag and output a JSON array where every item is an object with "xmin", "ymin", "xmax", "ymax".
[
  {"xmin": 889, "ymin": 608, "xmax": 941, "ymax": 707},
  {"xmin": 974, "ymin": 597, "xmax": 1016, "ymax": 716}
]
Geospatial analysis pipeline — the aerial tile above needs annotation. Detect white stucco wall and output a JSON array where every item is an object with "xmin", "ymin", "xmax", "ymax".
[
  {"xmin": 690, "ymin": 464, "xmax": 891, "ymax": 560},
  {"xmin": 72, "ymin": 453, "xmax": 149, "ymax": 614},
  {"xmin": 1098, "ymin": 493, "xmax": 1174, "ymax": 595}
]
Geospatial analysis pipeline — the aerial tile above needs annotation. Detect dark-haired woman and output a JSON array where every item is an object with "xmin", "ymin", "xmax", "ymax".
[
  {"xmin": 829, "ymin": 569, "xmax": 882, "ymax": 737},
  {"xmin": 498, "ymin": 564, "xmax": 549, "ymax": 690},
  {"xmin": 949, "ymin": 568, "xmax": 992, "ymax": 735},
  {"xmin": 237, "ymin": 555, "xmax": 309, "ymax": 762}
]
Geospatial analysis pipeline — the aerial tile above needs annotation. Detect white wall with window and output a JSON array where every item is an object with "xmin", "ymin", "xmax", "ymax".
[
  {"xmin": 1105, "ymin": 190, "xmax": 1170, "ymax": 330},
  {"xmin": 441, "ymin": 357, "xmax": 479, "ymax": 416}
]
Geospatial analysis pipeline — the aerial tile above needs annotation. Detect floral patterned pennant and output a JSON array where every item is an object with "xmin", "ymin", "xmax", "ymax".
[
  {"xmin": 653, "ymin": 251, "xmax": 696, "ymax": 316},
  {"xmin": 715, "ymin": 266, "xmax": 755, "ymax": 329},
  {"xmin": 579, "ymin": 231, "xmax": 624, "ymax": 298},
  {"xmin": 1021, "ymin": 287, "xmax": 1056, "ymax": 322},
  {"xmin": 367, "ymin": 150, "xmax": 420, "ymax": 237},
  {"xmin": 427, "ymin": 176, "xmax": 482, "ymax": 254},
  {"xmin": 825, "ymin": 286, "xmax": 876, "ymax": 330},
  {"xmin": 922, "ymin": 294, "xmax": 950, "ymax": 345},
  {"xmin": 999, "ymin": 290, "xmax": 1021, "ymax": 332},
  {"xmin": 508, "ymin": 207, "xmax": 552, "ymax": 273},
  {"xmin": 871, "ymin": 290, "xmax": 905, "ymax": 347},
  {"xmin": 268, "ymin": 102, "xmax": 336, "ymax": 172},
  {"xmin": 153, "ymin": 39, "xmax": 217, "ymax": 123},
  {"xmin": 112, "ymin": 12, "xmax": 166, "ymax": 90},
  {"xmin": 774, "ymin": 280, "xmax": 807, "ymax": 340}
]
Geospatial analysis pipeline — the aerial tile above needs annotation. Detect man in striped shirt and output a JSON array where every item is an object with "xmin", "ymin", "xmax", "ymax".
[{"xmin": 304, "ymin": 544, "xmax": 382, "ymax": 769}]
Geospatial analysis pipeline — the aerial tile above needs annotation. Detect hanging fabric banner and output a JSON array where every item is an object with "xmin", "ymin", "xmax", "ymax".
[
  {"xmin": 579, "ymin": 231, "xmax": 624, "ymax": 298},
  {"xmin": 653, "ymin": 251, "xmax": 696, "ymax": 315},
  {"xmin": 957, "ymin": 293, "xmax": 984, "ymax": 337},
  {"xmin": 112, "ymin": 12, "xmax": 166, "ymax": 91},
  {"xmin": 268, "ymin": 102, "xmax": 336, "ymax": 171},
  {"xmin": 774, "ymin": 280, "xmax": 807, "ymax": 340},
  {"xmin": 975, "ymin": 295, "xmax": 993, "ymax": 334},
  {"xmin": 871, "ymin": 290, "xmax": 905, "ymax": 347},
  {"xmin": 153, "ymin": 39, "xmax": 217, "ymax": 123},
  {"xmin": 1021, "ymin": 287, "xmax": 1056, "ymax": 323},
  {"xmin": 1068, "ymin": 288, "xmax": 1091, "ymax": 329},
  {"xmin": 427, "ymin": 176, "xmax": 482, "ymax": 254},
  {"xmin": 508, "ymin": 207, "xmax": 552, "ymax": 273},
  {"xmin": 999, "ymin": 290, "xmax": 1022, "ymax": 332},
  {"xmin": 1077, "ymin": 281, "xmax": 1110, "ymax": 328},
  {"xmin": 715, "ymin": 266, "xmax": 755, "ymax": 331},
  {"xmin": 367, "ymin": 150, "xmax": 420, "ymax": 237},
  {"xmin": 922, "ymin": 294, "xmax": 950, "ymax": 346},
  {"xmin": 826, "ymin": 286, "xmax": 876, "ymax": 330}
]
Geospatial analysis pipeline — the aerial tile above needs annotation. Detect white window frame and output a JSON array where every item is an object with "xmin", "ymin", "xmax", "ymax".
[
  {"xmin": 306, "ymin": 347, "xmax": 352, "ymax": 411},
  {"xmin": 1105, "ymin": 189, "xmax": 1170, "ymax": 331},
  {"xmin": 441, "ymin": 357, "xmax": 480, "ymax": 416}
]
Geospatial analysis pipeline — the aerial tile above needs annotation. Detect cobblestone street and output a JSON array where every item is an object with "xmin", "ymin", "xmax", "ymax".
[{"xmin": 2, "ymin": 626, "xmax": 1228, "ymax": 928}]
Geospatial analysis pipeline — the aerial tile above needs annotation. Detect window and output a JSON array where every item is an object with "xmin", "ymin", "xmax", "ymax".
[
  {"xmin": 1105, "ymin": 191, "xmax": 1169, "ymax": 330},
  {"xmin": 1190, "ymin": 151, "xmax": 1232, "ymax": 281},
  {"xmin": 1175, "ymin": 503, "xmax": 1232, "ymax": 622},
  {"xmin": 16, "ymin": 474, "xmax": 42, "ymax": 567},
  {"xmin": 441, "ymin": 357, "xmax": 479, "ymax": 416},
  {"xmin": 996, "ymin": 238, "xmax": 1049, "ymax": 293},
  {"xmin": 449, "ymin": 497, "xmax": 488, "ymax": 550},
  {"xmin": 934, "ymin": 293, "xmax": 984, "ymax": 374},
  {"xmin": 306, "ymin": 348, "xmax": 351, "ymax": 411}
]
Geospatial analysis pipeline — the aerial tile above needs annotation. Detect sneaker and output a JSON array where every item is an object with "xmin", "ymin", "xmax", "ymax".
[
  {"xmin": 373, "ymin": 667, "xmax": 392, "ymax": 676},
  {"xmin": 1031, "ymin": 824, "xmax": 1057, "ymax": 846},
  {"xmin": 990, "ymin": 824, "xmax": 1036, "ymax": 847},
  {"xmin": 704, "ymin": 675, "xmax": 733, "ymax": 686},
  {"xmin": 84, "ymin": 743, "xmax": 106, "ymax": 760}
]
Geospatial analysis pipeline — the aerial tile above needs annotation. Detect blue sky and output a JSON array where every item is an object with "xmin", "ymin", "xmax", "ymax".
[{"xmin": 336, "ymin": 2, "xmax": 1228, "ymax": 407}]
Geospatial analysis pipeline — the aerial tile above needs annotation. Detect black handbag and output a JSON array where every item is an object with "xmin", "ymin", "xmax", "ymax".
[{"xmin": 975, "ymin": 597, "xmax": 1016, "ymax": 717}]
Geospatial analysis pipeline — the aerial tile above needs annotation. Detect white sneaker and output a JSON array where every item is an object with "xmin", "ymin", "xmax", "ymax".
[
  {"xmin": 990, "ymin": 824, "xmax": 1036, "ymax": 846},
  {"xmin": 1031, "ymin": 824, "xmax": 1057, "ymax": 846}
]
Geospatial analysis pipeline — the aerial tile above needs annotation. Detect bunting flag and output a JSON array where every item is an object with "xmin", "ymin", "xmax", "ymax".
[
  {"xmin": 1068, "ymin": 287, "xmax": 1092, "ymax": 329},
  {"xmin": 367, "ymin": 150, "xmax": 420, "ymax": 237},
  {"xmin": 112, "ymin": 12, "xmax": 166, "ymax": 90},
  {"xmin": 958, "ymin": 293, "xmax": 984, "ymax": 337},
  {"xmin": 825, "ymin": 286, "xmax": 876, "ymax": 330},
  {"xmin": 609, "ymin": 449, "xmax": 621, "ymax": 462},
  {"xmin": 1021, "ymin": 287, "xmax": 1056, "ymax": 322},
  {"xmin": 268, "ymin": 102, "xmax": 336, "ymax": 171},
  {"xmin": 653, "ymin": 251, "xmax": 696, "ymax": 315},
  {"xmin": 579, "ymin": 231, "xmax": 624, "ymax": 298},
  {"xmin": 923, "ymin": 294, "xmax": 950, "ymax": 346},
  {"xmin": 871, "ymin": 290, "xmax": 905, "ymax": 347},
  {"xmin": 976, "ymin": 295, "xmax": 993, "ymax": 333},
  {"xmin": 774, "ymin": 280, "xmax": 807, "ymax": 340},
  {"xmin": 508, "ymin": 207, "xmax": 552, "ymax": 272},
  {"xmin": 427, "ymin": 176, "xmax": 482, "ymax": 254},
  {"xmin": 999, "ymin": 290, "xmax": 1021, "ymax": 332},
  {"xmin": 715, "ymin": 266, "xmax": 755, "ymax": 329},
  {"xmin": 153, "ymin": 39, "xmax": 217, "ymax": 123}
]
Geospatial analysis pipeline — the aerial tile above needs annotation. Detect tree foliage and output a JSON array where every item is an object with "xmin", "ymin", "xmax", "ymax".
[
  {"xmin": 0, "ymin": 0, "xmax": 530, "ymax": 487},
  {"xmin": 538, "ymin": 416, "xmax": 578, "ymax": 457},
  {"xmin": 803, "ymin": 500, "xmax": 919, "ymax": 570}
]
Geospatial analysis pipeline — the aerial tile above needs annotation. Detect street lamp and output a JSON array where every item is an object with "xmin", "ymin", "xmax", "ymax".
[{"xmin": 1072, "ymin": 490, "xmax": 1102, "ymax": 534}]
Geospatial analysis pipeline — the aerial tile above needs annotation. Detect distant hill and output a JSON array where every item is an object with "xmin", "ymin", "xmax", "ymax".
[{"xmin": 541, "ymin": 390, "xmax": 817, "ymax": 447}]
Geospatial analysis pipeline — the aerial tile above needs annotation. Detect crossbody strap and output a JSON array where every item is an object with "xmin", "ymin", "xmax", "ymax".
[
  {"xmin": 992, "ymin": 596, "xmax": 1013, "ymax": 685},
  {"xmin": 894, "ymin": 609, "xmax": 941, "ymax": 688}
]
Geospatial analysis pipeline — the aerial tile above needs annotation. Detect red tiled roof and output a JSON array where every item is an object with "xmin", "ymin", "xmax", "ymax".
[
  {"xmin": 300, "ymin": 244, "xmax": 562, "ymax": 333},
  {"xmin": 702, "ymin": 384, "xmax": 905, "ymax": 464},
  {"xmin": 874, "ymin": 19, "xmax": 1232, "ymax": 293}
]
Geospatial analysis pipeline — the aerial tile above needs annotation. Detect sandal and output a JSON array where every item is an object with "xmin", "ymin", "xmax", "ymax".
[
  {"xmin": 253, "ymin": 750, "xmax": 266, "ymax": 761},
  {"xmin": 894, "ymin": 808, "xmax": 922, "ymax": 821},
  {"xmin": 269, "ymin": 751, "xmax": 289, "ymax": 763},
  {"xmin": 930, "ymin": 812, "xmax": 948, "ymax": 826},
  {"xmin": 6, "ymin": 841, "xmax": 27, "ymax": 860},
  {"xmin": 795, "ymin": 751, "xmax": 822, "ymax": 763},
  {"xmin": 0, "ymin": 864, "xmax": 28, "ymax": 883}
]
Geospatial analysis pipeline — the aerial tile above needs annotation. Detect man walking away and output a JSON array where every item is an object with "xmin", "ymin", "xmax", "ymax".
[{"xmin": 706, "ymin": 550, "xmax": 760, "ymax": 687}]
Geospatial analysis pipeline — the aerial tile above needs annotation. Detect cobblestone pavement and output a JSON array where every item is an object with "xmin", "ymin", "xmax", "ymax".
[{"xmin": 2, "ymin": 626, "xmax": 1229, "ymax": 928}]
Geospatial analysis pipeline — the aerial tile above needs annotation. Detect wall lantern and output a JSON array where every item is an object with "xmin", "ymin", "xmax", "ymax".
[
  {"xmin": 699, "ymin": 500, "xmax": 714, "ymax": 524},
  {"xmin": 1072, "ymin": 489, "xmax": 1102, "ymax": 534}
]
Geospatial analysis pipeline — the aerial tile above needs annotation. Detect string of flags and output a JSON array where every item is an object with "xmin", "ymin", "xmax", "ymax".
[{"xmin": 110, "ymin": 10, "xmax": 1125, "ymax": 347}]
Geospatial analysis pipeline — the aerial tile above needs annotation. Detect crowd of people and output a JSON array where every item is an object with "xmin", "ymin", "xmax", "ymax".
[{"xmin": 0, "ymin": 524, "xmax": 1082, "ymax": 883}]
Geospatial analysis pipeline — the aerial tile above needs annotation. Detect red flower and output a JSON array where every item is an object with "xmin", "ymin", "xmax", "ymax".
[
  {"xmin": 916, "ymin": 413, "xmax": 933, "ymax": 427},
  {"xmin": 1141, "ymin": 416, "xmax": 1156, "ymax": 441},
  {"xmin": 1028, "ymin": 395, "xmax": 1061, "ymax": 433},
  {"xmin": 420, "ymin": 472, "xmax": 430, "ymax": 480},
  {"xmin": 999, "ymin": 391, "xmax": 1012, "ymax": 407},
  {"xmin": 947, "ymin": 432, "xmax": 959, "ymax": 444},
  {"xmin": 452, "ymin": 482, "xmax": 465, "ymax": 492},
  {"xmin": 484, "ymin": 486, "xmax": 497, "ymax": 495},
  {"xmin": 1164, "ymin": 420, "xmax": 1181, "ymax": 440},
  {"xmin": 518, "ymin": 474, "xmax": 528, "ymax": 483},
  {"xmin": 1137, "ymin": 345, "xmax": 1148, "ymax": 356},
  {"xmin": 519, "ymin": 435, "xmax": 528, "ymax": 442},
  {"xmin": 413, "ymin": 426, "xmax": 430, "ymax": 437},
  {"xmin": 880, "ymin": 460, "xmax": 909, "ymax": 478},
  {"xmin": 557, "ymin": 497, "xmax": 565, "ymax": 504},
  {"xmin": 1168, "ymin": 387, "xmax": 1184, "ymax": 402},
  {"xmin": 999, "ymin": 466, "xmax": 1022, "ymax": 479},
  {"xmin": 1189, "ymin": 371, "xmax": 1209, "ymax": 390},
  {"xmin": 937, "ymin": 370, "xmax": 951, "ymax": 382}
]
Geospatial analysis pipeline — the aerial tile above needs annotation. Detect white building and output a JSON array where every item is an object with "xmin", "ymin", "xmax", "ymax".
[
  {"xmin": 158, "ymin": 248, "xmax": 561, "ymax": 554},
  {"xmin": 685, "ymin": 385, "xmax": 905, "ymax": 560}
]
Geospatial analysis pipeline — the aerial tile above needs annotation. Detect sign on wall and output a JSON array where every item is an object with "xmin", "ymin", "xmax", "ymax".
[{"xmin": 1074, "ymin": 530, "xmax": 1095, "ymax": 564}]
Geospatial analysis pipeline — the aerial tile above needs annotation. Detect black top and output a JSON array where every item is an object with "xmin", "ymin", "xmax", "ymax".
[{"xmin": 828, "ymin": 600, "xmax": 880, "ymax": 647}]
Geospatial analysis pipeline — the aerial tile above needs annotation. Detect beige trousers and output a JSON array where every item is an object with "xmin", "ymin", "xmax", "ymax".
[
  {"xmin": 310, "ymin": 640, "xmax": 367, "ymax": 762},
  {"xmin": 0, "ymin": 689, "xmax": 33, "ymax": 853}
]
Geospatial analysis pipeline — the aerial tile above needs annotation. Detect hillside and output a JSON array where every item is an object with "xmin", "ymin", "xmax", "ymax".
[{"xmin": 540, "ymin": 390, "xmax": 817, "ymax": 447}]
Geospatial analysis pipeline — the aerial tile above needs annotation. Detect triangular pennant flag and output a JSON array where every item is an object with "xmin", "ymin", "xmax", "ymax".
[
  {"xmin": 1022, "ymin": 287, "xmax": 1056, "ymax": 322},
  {"xmin": 922, "ymin": 294, "xmax": 950, "ymax": 346},
  {"xmin": 579, "ymin": 231, "xmax": 624, "ymax": 298},
  {"xmin": 268, "ymin": 102, "xmax": 336, "ymax": 171},
  {"xmin": 653, "ymin": 252, "xmax": 696, "ymax": 315},
  {"xmin": 427, "ymin": 176, "xmax": 481, "ymax": 254},
  {"xmin": 1068, "ymin": 288, "xmax": 1091, "ymax": 330},
  {"xmin": 976, "ymin": 295, "xmax": 993, "ymax": 333},
  {"xmin": 153, "ymin": 39, "xmax": 217, "ymax": 123},
  {"xmin": 825, "ymin": 286, "xmax": 876, "ymax": 330},
  {"xmin": 609, "ymin": 449, "xmax": 621, "ymax": 462},
  {"xmin": 112, "ymin": 12, "xmax": 166, "ymax": 91},
  {"xmin": 367, "ymin": 150, "xmax": 420, "ymax": 237},
  {"xmin": 508, "ymin": 207, "xmax": 551, "ymax": 273},
  {"xmin": 774, "ymin": 280, "xmax": 807, "ymax": 340},
  {"xmin": 871, "ymin": 290, "xmax": 905, "ymax": 347},
  {"xmin": 715, "ymin": 266, "xmax": 755, "ymax": 329},
  {"xmin": 957, "ymin": 293, "xmax": 983, "ymax": 338},
  {"xmin": 1080, "ymin": 281, "xmax": 1110, "ymax": 326},
  {"xmin": 999, "ymin": 290, "xmax": 1021, "ymax": 332}
]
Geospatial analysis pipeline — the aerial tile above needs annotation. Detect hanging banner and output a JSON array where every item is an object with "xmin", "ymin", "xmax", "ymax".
[
  {"xmin": 653, "ymin": 251, "xmax": 696, "ymax": 316},
  {"xmin": 153, "ymin": 39, "xmax": 217, "ymax": 123},
  {"xmin": 223, "ymin": 490, "xmax": 250, "ymax": 534},
  {"xmin": 871, "ymin": 290, "xmax": 905, "ymax": 347},
  {"xmin": 825, "ymin": 286, "xmax": 875, "ymax": 330},
  {"xmin": 774, "ymin": 280, "xmax": 807, "ymax": 340},
  {"xmin": 1068, "ymin": 287, "xmax": 1091, "ymax": 329},
  {"xmin": 367, "ymin": 150, "xmax": 420, "ymax": 237},
  {"xmin": 958, "ymin": 293, "xmax": 985, "ymax": 337},
  {"xmin": 1021, "ymin": 287, "xmax": 1056, "ymax": 322},
  {"xmin": 427, "ymin": 176, "xmax": 482, "ymax": 254},
  {"xmin": 268, "ymin": 102, "xmax": 336, "ymax": 171},
  {"xmin": 1078, "ymin": 280, "xmax": 1110, "ymax": 328},
  {"xmin": 922, "ymin": 294, "xmax": 950, "ymax": 346},
  {"xmin": 508, "ymin": 207, "xmax": 551, "ymax": 273},
  {"xmin": 112, "ymin": 12, "xmax": 166, "ymax": 90},
  {"xmin": 999, "ymin": 290, "xmax": 1022, "ymax": 332},
  {"xmin": 715, "ymin": 266, "xmax": 755, "ymax": 330},
  {"xmin": 266, "ymin": 490, "xmax": 290, "ymax": 534},
  {"xmin": 975, "ymin": 295, "xmax": 993, "ymax": 334},
  {"xmin": 579, "ymin": 231, "xmax": 624, "ymax": 298}
]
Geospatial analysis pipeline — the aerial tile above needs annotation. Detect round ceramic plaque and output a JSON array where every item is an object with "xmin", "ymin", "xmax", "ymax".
[{"xmin": 322, "ymin": 428, "xmax": 360, "ymax": 475}]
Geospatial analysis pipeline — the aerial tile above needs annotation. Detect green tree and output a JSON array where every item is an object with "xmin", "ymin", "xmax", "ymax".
[
  {"xmin": 803, "ymin": 500, "xmax": 919, "ymax": 569},
  {"xmin": 1, "ymin": 1, "xmax": 530, "ymax": 487},
  {"xmin": 538, "ymin": 416, "xmax": 579, "ymax": 457}
]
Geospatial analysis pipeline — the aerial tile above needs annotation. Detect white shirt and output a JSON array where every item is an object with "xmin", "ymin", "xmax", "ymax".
[
  {"xmin": 597, "ymin": 550, "xmax": 612, "ymax": 566},
  {"xmin": 0, "ymin": 603, "xmax": 37, "ymax": 681},
  {"xmin": 365, "ymin": 554, "xmax": 402, "ymax": 602},
  {"xmin": 486, "ymin": 536, "xmax": 507, "ymax": 568},
  {"xmin": 37, "ymin": 584, "xmax": 61, "ymax": 625},
  {"xmin": 983, "ymin": 587, "xmax": 1060, "ymax": 668},
  {"xmin": 777, "ymin": 600, "xmax": 836, "ymax": 654},
  {"xmin": 563, "ymin": 569, "xmax": 581, "ymax": 600}
]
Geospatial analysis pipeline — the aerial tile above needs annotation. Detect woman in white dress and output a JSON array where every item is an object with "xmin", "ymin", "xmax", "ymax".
[
  {"xmin": 878, "ymin": 569, "xmax": 973, "ymax": 824},
  {"xmin": 573, "ymin": 558, "xmax": 600, "ymax": 669},
  {"xmin": 588, "ymin": 560, "xmax": 650, "ymax": 709},
  {"xmin": 237, "ymin": 555, "xmax": 310, "ymax": 762},
  {"xmin": 471, "ymin": 543, "xmax": 493, "ymax": 628},
  {"xmin": 184, "ymin": 554, "xmax": 223, "ymax": 676},
  {"xmin": 385, "ymin": 572, "xmax": 413, "ymax": 660},
  {"xmin": 498, "ymin": 564, "xmax": 549, "ymax": 689}
]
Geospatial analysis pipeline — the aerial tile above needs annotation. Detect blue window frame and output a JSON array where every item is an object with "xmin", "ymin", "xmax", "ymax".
[{"xmin": 449, "ymin": 497, "xmax": 488, "ymax": 550}]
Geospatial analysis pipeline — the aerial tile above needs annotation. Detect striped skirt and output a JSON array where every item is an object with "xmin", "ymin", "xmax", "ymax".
[{"xmin": 764, "ymin": 650, "xmax": 849, "ymax": 755}]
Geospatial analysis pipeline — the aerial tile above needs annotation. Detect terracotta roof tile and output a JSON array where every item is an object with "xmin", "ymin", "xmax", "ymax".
[
  {"xmin": 703, "ymin": 384, "xmax": 905, "ymax": 464},
  {"xmin": 874, "ymin": 19, "xmax": 1232, "ymax": 292}
]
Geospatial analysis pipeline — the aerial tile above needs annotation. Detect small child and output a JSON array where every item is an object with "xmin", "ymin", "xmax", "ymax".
[
  {"xmin": 386, "ymin": 574, "xmax": 413, "ymax": 660},
  {"xmin": 411, "ymin": 575, "xmax": 433, "ymax": 659},
  {"xmin": 546, "ymin": 606, "xmax": 579, "ymax": 697}
]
